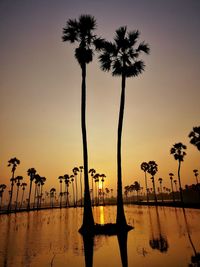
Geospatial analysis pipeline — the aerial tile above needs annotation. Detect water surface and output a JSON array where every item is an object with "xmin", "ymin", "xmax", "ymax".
[{"xmin": 0, "ymin": 205, "xmax": 200, "ymax": 267}]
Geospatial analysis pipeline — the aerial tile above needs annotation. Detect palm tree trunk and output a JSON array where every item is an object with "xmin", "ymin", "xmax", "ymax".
[
  {"xmin": 116, "ymin": 74, "xmax": 127, "ymax": 227},
  {"xmin": 75, "ymin": 175, "xmax": 78, "ymax": 206},
  {"xmin": 170, "ymin": 180, "xmax": 175, "ymax": 202},
  {"xmin": 72, "ymin": 181, "xmax": 76, "ymax": 207},
  {"xmin": 7, "ymin": 172, "xmax": 15, "ymax": 212},
  {"xmin": 178, "ymin": 161, "xmax": 183, "ymax": 203},
  {"xmin": 60, "ymin": 182, "xmax": 62, "ymax": 208},
  {"xmin": 79, "ymin": 63, "xmax": 94, "ymax": 234},
  {"xmin": 27, "ymin": 180, "xmax": 33, "ymax": 210},
  {"xmin": 152, "ymin": 177, "xmax": 157, "ymax": 203},
  {"xmin": 15, "ymin": 186, "xmax": 19, "ymax": 211},
  {"xmin": 20, "ymin": 189, "xmax": 25, "ymax": 210},
  {"xmin": 145, "ymin": 171, "xmax": 149, "ymax": 202},
  {"xmin": 80, "ymin": 172, "xmax": 83, "ymax": 206}
]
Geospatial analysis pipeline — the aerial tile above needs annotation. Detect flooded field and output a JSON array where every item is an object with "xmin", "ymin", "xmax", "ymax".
[{"xmin": 0, "ymin": 205, "xmax": 200, "ymax": 267}]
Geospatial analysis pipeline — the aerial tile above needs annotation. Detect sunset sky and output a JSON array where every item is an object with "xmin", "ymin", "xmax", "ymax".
[{"xmin": 0, "ymin": 0, "xmax": 200, "ymax": 197}]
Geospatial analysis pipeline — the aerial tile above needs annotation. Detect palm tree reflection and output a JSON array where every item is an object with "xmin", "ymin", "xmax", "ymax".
[
  {"xmin": 182, "ymin": 208, "xmax": 200, "ymax": 266},
  {"xmin": 148, "ymin": 207, "xmax": 169, "ymax": 253}
]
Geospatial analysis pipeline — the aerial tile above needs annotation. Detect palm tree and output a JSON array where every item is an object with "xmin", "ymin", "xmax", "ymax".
[
  {"xmin": 33, "ymin": 174, "xmax": 40, "ymax": 209},
  {"xmin": 73, "ymin": 167, "xmax": 79, "ymax": 206},
  {"xmin": 39, "ymin": 176, "xmax": 46, "ymax": 208},
  {"xmin": 174, "ymin": 179, "xmax": 178, "ymax": 192},
  {"xmin": 141, "ymin": 162, "xmax": 149, "ymax": 202},
  {"xmin": 62, "ymin": 15, "xmax": 103, "ymax": 233},
  {"xmin": 99, "ymin": 26, "xmax": 149, "ymax": 228},
  {"xmin": 133, "ymin": 181, "xmax": 140, "ymax": 202},
  {"xmin": 14, "ymin": 176, "xmax": 23, "ymax": 211},
  {"xmin": 27, "ymin": 168, "xmax": 37, "ymax": 210},
  {"xmin": 94, "ymin": 173, "xmax": 100, "ymax": 205},
  {"xmin": 89, "ymin": 168, "xmax": 96, "ymax": 205},
  {"xmin": 70, "ymin": 174, "xmax": 76, "ymax": 207},
  {"xmin": 188, "ymin": 126, "xmax": 200, "ymax": 151},
  {"xmin": 64, "ymin": 174, "xmax": 70, "ymax": 207},
  {"xmin": 79, "ymin": 166, "xmax": 84, "ymax": 206},
  {"xmin": 193, "ymin": 169, "xmax": 199, "ymax": 184},
  {"xmin": 100, "ymin": 174, "xmax": 106, "ymax": 205},
  {"xmin": 147, "ymin": 161, "xmax": 158, "ymax": 203},
  {"xmin": 158, "ymin": 178, "xmax": 163, "ymax": 202},
  {"xmin": 50, "ymin": 188, "xmax": 56, "ymax": 207},
  {"xmin": 169, "ymin": 173, "xmax": 175, "ymax": 202},
  {"xmin": 0, "ymin": 184, "xmax": 7, "ymax": 210},
  {"xmin": 58, "ymin": 176, "xmax": 64, "ymax": 208},
  {"xmin": 170, "ymin": 142, "xmax": 187, "ymax": 203},
  {"xmin": 20, "ymin": 182, "xmax": 27, "ymax": 209},
  {"xmin": 7, "ymin": 157, "xmax": 20, "ymax": 211}
]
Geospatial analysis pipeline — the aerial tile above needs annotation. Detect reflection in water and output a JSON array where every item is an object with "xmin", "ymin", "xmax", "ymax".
[
  {"xmin": 182, "ymin": 208, "xmax": 200, "ymax": 266},
  {"xmin": 0, "ymin": 206, "xmax": 200, "ymax": 267},
  {"xmin": 148, "ymin": 207, "xmax": 169, "ymax": 253}
]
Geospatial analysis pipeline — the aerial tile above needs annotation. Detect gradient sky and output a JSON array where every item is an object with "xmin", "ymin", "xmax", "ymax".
[{"xmin": 0, "ymin": 0, "xmax": 200, "ymax": 196}]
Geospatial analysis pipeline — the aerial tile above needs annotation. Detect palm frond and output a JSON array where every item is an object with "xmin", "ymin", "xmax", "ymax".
[
  {"xmin": 136, "ymin": 41, "xmax": 150, "ymax": 54},
  {"xmin": 99, "ymin": 52, "xmax": 112, "ymax": 71},
  {"xmin": 126, "ymin": 60, "xmax": 145, "ymax": 77},
  {"xmin": 112, "ymin": 59, "xmax": 123, "ymax": 76},
  {"xmin": 128, "ymin": 30, "xmax": 140, "ymax": 46}
]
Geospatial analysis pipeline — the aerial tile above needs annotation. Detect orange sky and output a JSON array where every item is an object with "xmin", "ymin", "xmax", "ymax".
[{"xmin": 0, "ymin": 0, "xmax": 200, "ymax": 198}]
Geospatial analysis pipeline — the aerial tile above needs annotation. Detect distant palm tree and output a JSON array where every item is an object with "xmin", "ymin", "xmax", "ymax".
[
  {"xmin": 99, "ymin": 26, "xmax": 149, "ymax": 228},
  {"xmin": 193, "ymin": 169, "xmax": 199, "ymax": 184},
  {"xmin": 100, "ymin": 174, "xmax": 106, "ymax": 205},
  {"xmin": 20, "ymin": 182, "xmax": 27, "ymax": 209},
  {"xmin": 62, "ymin": 15, "xmax": 104, "ymax": 233},
  {"xmin": 73, "ymin": 167, "xmax": 79, "ymax": 206},
  {"xmin": 0, "ymin": 184, "xmax": 7, "ymax": 210},
  {"xmin": 70, "ymin": 174, "xmax": 76, "ymax": 207},
  {"xmin": 147, "ymin": 161, "xmax": 158, "ymax": 203},
  {"xmin": 14, "ymin": 176, "xmax": 23, "ymax": 211},
  {"xmin": 94, "ymin": 173, "xmax": 100, "ymax": 205},
  {"xmin": 158, "ymin": 178, "xmax": 163, "ymax": 202},
  {"xmin": 64, "ymin": 174, "xmax": 70, "ymax": 207},
  {"xmin": 174, "ymin": 179, "xmax": 178, "ymax": 192},
  {"xmin": 33, "ymin": 174, "xmax": 40, "ymax": 209},
  {"xmin": 170, "ymin": 142, "xmax": 187, "ymax": 203},
  {"xmin": 79, "ymin": 166, "xmax": 84, "ymax": 206},
  {"xmin": 39, "ymin": 177, "xmax": 46, "ymax": 208},
  {"xmin": 27, "ymin": 168, "xmax": 37, "ymax": 210},
  {"xmin": 169, "ymin": 173, "xmax": 175, "ymax": 202},
  {"xmin": 133, "ymin": 181, "xmax": 140, "ymax": 202},
  {"xmin": 141, "ymin": 162, "xmax": 149, "ymax": 202},
  {"xmin": 58, "ymin": 176, "xmax": 64, "ymax": 208},
  {"xmin": 50, "ymin": 188, "xmax": 56, "ymax": 207},
  {"xmin": 89, "ymin": 168, "xmax": 96, "ymax": 205},
  {"xmin": 7, "ymin": 157, "xmax": 20, "ymax": 211},
  {"xmin": 188, "ymin": 126, "xmax": 200, "ymax": 151}
]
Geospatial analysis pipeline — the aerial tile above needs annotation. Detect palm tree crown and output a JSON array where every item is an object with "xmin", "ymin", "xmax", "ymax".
[
  {"xmin": 170, "ymin": 143, "xmax": 187, "ymax": 162},
  {"xmin": 188, "ymin": 126, "xmax": 200, "ymax": 151},
  {"xmin": 99, "ymin": 26, "xmax": 150, "ymax": 77}
]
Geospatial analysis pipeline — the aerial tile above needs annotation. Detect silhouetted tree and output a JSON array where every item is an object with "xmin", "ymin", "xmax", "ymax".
[
  {"xmin": 89, "ymin": 168, "xmax": 96, "ymax": 205},
  {"xmin": 0, "ymin": 184, "xmax": 7, "ymax": 210},
  {"xmin": 79, "ymin": 166, "xmax": 84, "ymax": 206},
  {"xmin": 73, "ymin": 167, "xmax": 79, "ymax": 205},
  {"xmin": 188, "ymin": 126, "xmax": 200, "ymax": 151},
  {"xmin": 170, "ymin": 142, "xmax": 187, "ymax": 203},
  {"xmin": 99, "ymin": 26, "xmax": 149, "ymax": 228},
  {"xmin": 70, "ymin": 174, "xmax": 76, "ymax": 207},
  {"xmin": 14, "ymin": 176, "xmax": 23, "ymax": 211},
  {"xmin": 64, "ymin": 174, "xmax": 70, "ymax": 207},
  {"xmin": 50, "ymin": 188, "xmax": 56, "ymax": 207},
  {"xmin": 169, "ymin": 173, "xmax": 175, "ymax": 202},
  {"xmin": 158, "ymin": 178, "xmax": 163, "ymax": 202},
  {"xmin": 100, "ymin": 174, "xmax": 106, "ymax": 205},
  {"xmin": 7, "ymin": 157, "xmax": 20, "ymax": 211},
  {"xmin": 193, "ymin": 169, "xmax": 199, "ymax": 184},
  {"xmin": 141, "ymin": 162, "xmax": 149, "ymax": 202},
  {"xmin": 58, "ymin": 176, "xmax": 64, "ymax": 208},
  {"xmin": 62, "ymin": 15, "xmax": 103, "ymax": 233},
  {"xmin": 147, "ymin": 161, "xmax": 158, "ymax": 203},
  {"xmin": 20, "ymin": 182, "xmax": 27, "ymax": 209},
  {"xmin": 94, "ymin": 173, "xmax": 100, "ymax": 205},
  {"xmin": 27, "ymin": 168, "xmax": 36, "ymax": 210}
]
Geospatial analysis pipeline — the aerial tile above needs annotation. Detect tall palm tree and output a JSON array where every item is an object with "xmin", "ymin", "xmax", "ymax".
[
  {"xmin": 147, "ymin": 161, "xmax": 158, "ymax": 203},
  {"xmin": 14, "ymin": 176, "xmax": 23, "ymax": 211},
  {"xmin": 27, "ymin": 168, "xmax": 37, "ymax": 210},
  {"xmin": 158, "ymin": 178, "xmax": 163, "ymax": 202},
  {"xmin": 100, "ymin": 174, "xmax": 106, "ymax": 205},
  {"xmin": 7, "ymin": 157, "xmax": 20, "ymax": 211},
  {"xmin": 50, "ymin": 188, "xmax": 56, "ymax": 208},
  {"xmin": 174, "ymin": 179, "xmax": 178, "ymax": 192},
  {"xmin": 141, "ymin": 162, "xmax": 149, "ymax": 202},
  {"xmin": 62, "ymin": 15, "xmax": 103, "ymax": 233},
  {"xmin": 79, "ymin": 166, "xmax": 84, "ymax": 206},
  {"xmin": 73, "ymin": 167, "xmax": 79, "ymax": 206},
  {"xmin": 39, "ymin": 176, "xmax": 46, "ymax": 208},
  {"xmin": 170, "ymin": 142, "xmax": 187, "ymax": 203},
  {"xmin": 89, "ymin": 168, "xmax": 96, "ymax": 205},
  {"xmin": 99, "ymin": 26, "xmax": 149, "ymax": 228},
  {"xmin": 188, "ymin": 126, "xmax": 200, "ymax": 151},
  {"xmin": 94, "ymin": 173, "xmax": 100, "ymax": 206},
  {"xmin": 20, "ymin": 182, "xmax": 27, "ymax": 209},
  {"xmin": 0, "ymin": 184, "xmax": 7, "ymax": 210},
  {"xmin": 58, "ymin": 175, "xmax": 64, "ymax": 208},
  {"xmin": 193, "ymin": 169, "xmax": 199, "ymax": 184},
  {"xmin": 169, "ymin": 173, "xmax": 175, "ymax": 202},
  {"xmin": 133, "ymin": 181, "xmax": 140, "ymax": 202},
  {"xmin": 33, "ymin": 174, "xmax": 40, "ymax": 209}
]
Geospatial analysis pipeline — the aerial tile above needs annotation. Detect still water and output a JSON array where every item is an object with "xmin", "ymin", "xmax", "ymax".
[{"xmin": 0, "ymin": 205, "xmax": 200, "ymax": 267}]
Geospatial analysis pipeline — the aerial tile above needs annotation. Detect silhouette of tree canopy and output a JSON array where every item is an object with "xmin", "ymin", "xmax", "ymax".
[{"xmin": 189, "ymin": 126, "xmax": 200, "ymax": 151}]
